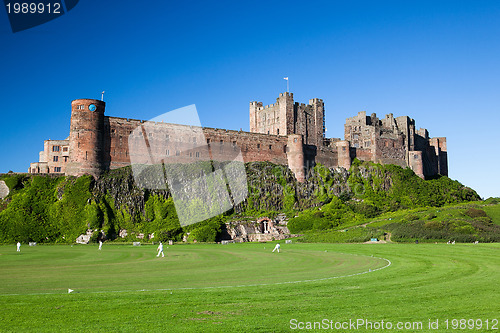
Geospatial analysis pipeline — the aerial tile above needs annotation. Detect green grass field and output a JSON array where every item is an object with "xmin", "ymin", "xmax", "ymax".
[{"xmin": 0, "ymin": 242, "xmax": 499, "ymax": 332}]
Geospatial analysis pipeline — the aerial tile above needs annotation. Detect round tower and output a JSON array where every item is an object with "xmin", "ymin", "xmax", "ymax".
[
  {"xmin": 66, "ymin": 99, "xmax": 106, "ymax": 178},
  {"xmin": 286, "ymin": 134, "xmax": 305, "ymax": 182},
  {"xmin": 336, "ymin": 140, "xmax": 352, "ymax": 170}
]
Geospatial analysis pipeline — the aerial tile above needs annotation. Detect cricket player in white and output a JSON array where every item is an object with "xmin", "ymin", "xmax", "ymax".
[
  {"xmin": 157, "ymin": 242, "xmax": 164, "ymax": 257},
  {"xmin": 98, "ymin": 240, "xmax": 103, "ymax": 250},
  {"xmin": 16, "ymin": 242, "xmax": 21, "ymax": 252},
  {"xmin": 272, "ymin": 243, "xmax": 280, "ymax": 253}
]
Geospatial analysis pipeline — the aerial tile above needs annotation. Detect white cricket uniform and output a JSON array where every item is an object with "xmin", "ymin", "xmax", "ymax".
[
  {"xmin": 16, "ymin": 242, "xmax": 21, "ymax": 252},
  {"xmin": 157, "ymin": 243, "xmax": 164, "ymax": 257},
  {"xmin": 272, "ymin": 243, "xmax": 280, "ymax": 253}
]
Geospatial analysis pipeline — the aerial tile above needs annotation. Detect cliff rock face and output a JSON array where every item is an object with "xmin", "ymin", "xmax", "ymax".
[
  {"xmin": 89, "ymin": 162, "xmax": 353, "ymax": 222},
  {"xmin": 222, "ymin": 215, "xmax": 292, "ymax": 242},
  {"xmin": 0, "ymin": 181, "xmax": 9, "ymax": 199},
  {"xmin": 0, "ymin": 160, "xmax": 479, "ymax": 244}
]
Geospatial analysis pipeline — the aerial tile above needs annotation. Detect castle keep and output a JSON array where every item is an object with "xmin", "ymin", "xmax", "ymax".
[{"xmin": 29, "ymin": 92, "xmax": 447, "ymax": 181}]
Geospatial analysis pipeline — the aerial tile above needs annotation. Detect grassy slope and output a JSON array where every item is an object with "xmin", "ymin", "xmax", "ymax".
[
  {"xmin": 298, "ymin": 202, "xmax": 500, "ymax": 244},
  {"xmin": 483, "ymin": 204, "xmax": 500, "ymax": 226},
  {"xmin": 0, "ymin": 243, "xmax": 499, "ymax": 332}
]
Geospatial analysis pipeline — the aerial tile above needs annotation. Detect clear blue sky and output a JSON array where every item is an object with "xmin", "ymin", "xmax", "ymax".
[{"xmin": 1, "ymin": 0, "xmax": 499, "ymax": 198}]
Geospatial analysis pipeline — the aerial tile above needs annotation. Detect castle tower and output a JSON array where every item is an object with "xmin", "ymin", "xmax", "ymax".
[
  {"xmin": 309, "ymin": 98, "xmax": 325, "ymax": 146},
  {"xmin": 287, "ymin": 134, "xmax": 305, "ymax": 182},
  {"xmin": 408, "ymin": 151, "xmax": 424, "ymax": 179},
  {"xmin": 336, "ymin": 140, "xmax": 351, "ymax": 170},
  {"xmin": 249, "ymin": 101, "xmax": 263, "ymax": 133},
  {"xmin": 278, "ymin": 92, "xmax": 294, "ymax": 135},
  {"xmin": 66, "ymin": 99, "xmax": 106, "ymax": 178}
]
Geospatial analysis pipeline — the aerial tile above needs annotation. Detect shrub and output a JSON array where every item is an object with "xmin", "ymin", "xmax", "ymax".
[
  {"xmin": 187, "ymin": 215, "xmax": 225, "ymax": 243},
  {"xmin": 484, "ymin": 197, "xmax": 499, "ymax": 205},
  {"xmin": 349, "ymin": 202, "xmax": 380, "ymax": 218},
  {"xmin": 426, "ymin": 213, "xmax": 437, "ymax": 220},
  {"xmin": 287, "ymin": 214, "xmax": 315, "ymax": 233},
  {"xmin": 403, "ymin": 214, "xmax": 420, "ymax": 222},
  {"xmin": 464, "ymin": 208, "xmax": 488, "ymax": 218},
  {"xmin": 385, "ymin": 218, "xmax": 500, "ymax": 243}
]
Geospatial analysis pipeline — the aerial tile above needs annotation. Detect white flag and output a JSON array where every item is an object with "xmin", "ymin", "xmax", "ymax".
[
  {"xmin": 283, "ymin": 77, "xmax": 288, "ymax": 80},
  {"xmin": 68, "ymin": 288, "xmax": 74, "ymax": 293}
]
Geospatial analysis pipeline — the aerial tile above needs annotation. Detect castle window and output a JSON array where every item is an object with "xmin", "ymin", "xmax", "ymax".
[
  {"xmin": 189, "ymin": 152, "xmax": 192, "ymax": 157},
  {"xmin": 269, "ymin": 145, "xmax": 272, "ymax": 150},
  {"xmin": 267, "ymin": 131, "xmax": 270, "ymax": 134},
  {"xmin": 195, "ymin": 152, "xmax": 200, "ymax": 158},
  {"xmin": 277, "ymin": 129, "xmax": 279, "ymax": 135},
  {"xmin": 206, "ymin": 139, "xmax": 210, "ymax": 145},
  {"xmin": 284, "ymin": 145, "xmax": 287, "ymax": 153},
  {"xmin": 54, "ymin": 167, "xmax": 61, "ymax": 172},
  {"xmin": 232, "ymin": 141, "xmax": 236, "ymax": 147},
  {"xmin": 52, "ymin": 146, "xmax": 60, "ymax": 152},
  {"xmin": 63, "ymin": 147, "xmax": 68, "ymax": 152},
  {"xmin": 166, "ymin": 150, "xmax": 170, "ymax": 156},
  {"xmin": 111, "ymin": 129, "xmax": 116, "ymax": 134},
  {"xmin": 294, "ymin": 138, "xmax": 297, "ymax": 143},
  {"xmin": 342, "ymin": 147, "xmax": 346, "ymax": 151},
  {"xmin": 365, "ymin": 141, "xmax": 371, "ymax": 147},
  {"xmin": 414, "ymin": 154, "xmax": 419, "ymax": 159},
  {"xmin": 176, "ymin": 151, "xmax": 180, "ymax": 156},
  {"xmin": 78, "ymin": 142, "xmax": 80, "ymax": 148},
  {"xmin": 166, "ymin": 134, "xmax": 170, "ymax": 141},
  {"xmin": 77, "ymin": 104, "xmax": 84, "ymax": 110},
  {"xmin": 220, "ymin": 140, "xmax": 223, "ymax": 145},
  {"xmin": 257, "ymin": 144, "xmax": 260, "ymax": 149},
  {"xmin": 53, "ymin": 156, "xmax": 59, "ymax": 162},
  {"xmin": 353, "ymin": 134, "xmax": 359, "ymax": 140},
  {"xmin": 64, "ymin": 156, "xmax": 68, "ymax": 162}
]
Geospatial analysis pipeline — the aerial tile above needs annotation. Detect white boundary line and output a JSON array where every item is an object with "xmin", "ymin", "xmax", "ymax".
[{"xmin": 0, "ymin": 253, "xmax": 392, "ymax": 297}]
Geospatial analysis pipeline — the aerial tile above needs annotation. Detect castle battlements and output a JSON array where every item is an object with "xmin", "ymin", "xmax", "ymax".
[{"xmin": 29, "ymin": 93, "xmax": 448, "ymax": 181}]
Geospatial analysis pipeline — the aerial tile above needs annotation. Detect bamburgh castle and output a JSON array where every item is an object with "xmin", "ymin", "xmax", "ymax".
[{"xmin": 29, "ymin": 92, "xmax": 447, "ymax": 181}]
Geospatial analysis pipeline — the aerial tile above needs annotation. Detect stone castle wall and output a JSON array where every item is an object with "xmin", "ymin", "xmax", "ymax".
[
  {"xmin": 29, "ymin": 93, "xmax": 448, "ymax": 181},
  {"xmin": 101, "ymin": 116, "xmax": 291, "ymax": 171}
]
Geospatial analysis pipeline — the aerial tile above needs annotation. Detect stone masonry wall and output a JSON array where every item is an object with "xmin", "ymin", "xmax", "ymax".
[
  {"xmin": 104, "ymin": 116, "xmax": 289, "ymax": 171},
  {"xmin": 29, "ymin": 93, "xmax": 448, "ymax": 181}
]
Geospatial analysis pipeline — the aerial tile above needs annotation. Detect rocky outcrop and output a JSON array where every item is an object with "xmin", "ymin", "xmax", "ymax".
[
  {"xmin": 0, "ymin": 181, "xmax": 9, "ymax": 199},
  {"xmin": 222, "ymin": 215, "xmax": 292, "ymax": 242}
]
